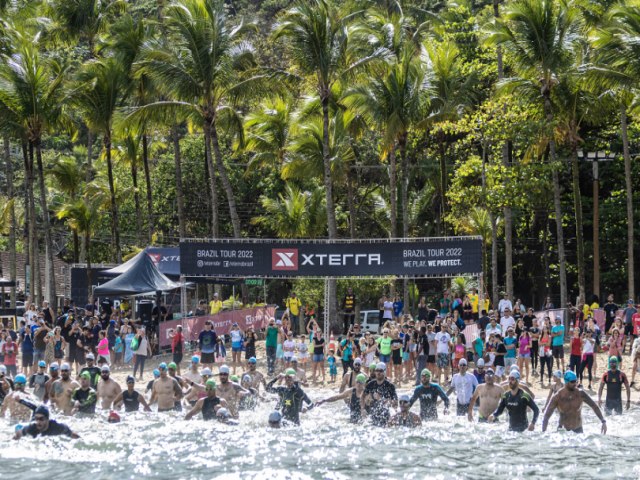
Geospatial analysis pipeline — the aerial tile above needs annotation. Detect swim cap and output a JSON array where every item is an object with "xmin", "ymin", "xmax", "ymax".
[
  {"xmin": 230, "ymin": 375, "xmax": 239, "ymax": 382},
  {"xmin": 353, "ymin": 358, "xmax": 362, "ymax": 365},
  {"xmin": 553, "ymin": 370, "xmax": 563, "ymax": 379},
  {"xmin": 508, "ymin": 371, "xmax": 520, "ymax": 381},
  {"xmin": 356, "ymin": 373, "xmax": 368, "ymax": 384},
  {"xmin": 153, "ymin": 369, "xmax": 161, "ymax": 378},
  {"xmin": 38, "ymin": 361, "xmax": 46, "ymax": 368},
  {"xmin": 0, "ymin": 365, "xmax": 6, "ymax": 374},
  {"xmin": 285, "ymin": 368, "xmax": 297, "ymax": 377},
  {"xmin": 126, "ymin": 375, "xmax": 135, "ymax": 384},
  {"xmin": 201, "ymin": 368, "xmax": 213, "ymax": 376},
  {"xmin": 50, "ymin": 362, "xmax": 59, "ymax": 371},
  {"xmin": 191, "ymin": 356, "xmax": 200, "ymax": 363},
  {"xmin": 219, "ymin": 365, "xmax": 230, "ymax": 374},
  {"xmin": 421, "ymin": 369, "xmax": 432, "ymax": 378},
  {"xmin": 206, "ymin": 379, "xmax": 217, "ymax": 389},
  {"xmin": 34, "ymin": 405, "xmax": 50, "ymax": 418},
  {"xmin": 108, "ymin": 411, "xmax": 121, "ymax": 423},
  {"xmin": 369, "ymin": 362, "xmax": 377, "ymax": 371},
  {"xmin": 15, "ymin": 424, "xmax": 24, "ymax": 432},
  {"xmin": 60, "ymin": 362, "xmax": 71, "ymax": 371},
  {"xmin": 268, "ymin": 411, "xmax": 282, "ymax": 423},
  {"xmin": 564, "ymin": 370, "xmax": 578, "ymax": 383},
  {"xmin": 168, "ymin": 362, "xmax": 177, "ymax": 370},
  {"xmin": 459, "ymin": 359, "xmax": 468, "ymax": 366},
  {"xmin": 101, "ymin": 365, "xmax": 110, "ymax": 373},
  {"xmin": 291, "ymin": 356, "xmax": 298, "ymax": 363},
  {"xmin": 399, "ymin": 394, "xmax": 411, "ymax": 402},
  {"xmin": 510, "ymin": 364, "xmax": 520, "ymax": 371},
  {"xmin": 242, "ymin": 374, "xmax": 252, "ymax": 383},
  {"xmin": 217, "ymin": 407, "xmax": 230, "ymax": 418},
  {"xmin": 14, "ymin": 374, "xmax": 27, "ymax": 384},
  {"xmin": 376, "ymin": 362, "xmax": 386, "ymax": 371},
  {"xmin": 476, "ymin": 359, "xmax": 485, "ymax": 367},
  {"xmin": 80, "ymin": 371, "xmax": 92, "ymax": 380},
  {"xmin": 248, "ymin": 357, "xmax": 257, "ymax": 364},
  {"xmin": 86, "ymin": 353, "xmax": 95, "ymax": 360},
  {"xmin": 608, "ymin": 356, "xmax": 619, "ymax": 366},
  {"xmin": 158, "ymin": 362, "xmax": 168, "ymax": 371}
]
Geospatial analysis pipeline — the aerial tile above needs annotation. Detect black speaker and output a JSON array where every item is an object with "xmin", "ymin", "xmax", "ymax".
[{"xmin": 137, "ymin": 300, "xmax": 153, "ymax": 324}]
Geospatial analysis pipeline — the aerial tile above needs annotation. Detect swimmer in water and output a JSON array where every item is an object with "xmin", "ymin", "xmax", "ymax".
[
  {"xmin": 13, "ymin": 405, "xmax": 79, "ymax": 439},
  {"xmin": 409, "ymin": 369, "xmax": 449, "ymax": 421},
  {"xmin": 388, "ymin": 394, "xmax": 422, "ymax": 427},
  {"xmin": 542, "ymin": 370, "xmax": 607, "ymax": 434},
  {"xmin": 185, "ymin": 379, "xmax": 227, "ymax": 420},
  {"xmin": 215, "ymin": 365, "xmax": 249, "ymax": 418},
  {"xmin": 150, "ymin": 363, "xmax": 183, "ymax": 412},
  {"xmin": 242, "ymin": 357, "xmax": 266, "ymax": 393},
  {"xmin": 71, "ymin": 372, "xmax": 98, "ymax": 415},
  {"xmin": 598, "ymin": 356, "xmax": 631, "ymax": 415},
  {"xmin": 266, "ymin": 368, "xmax": 314, "ymax": 425},
  {"xmin": 96, "ymin": 365, "xmax": 122, "ymax": 410},
  {"xmin": 0, "ymin": 374, "xmax": 35, "ymax": 422},
  {"xmin": 467, "ymin": 368, "xmax": 502, "ymax": 422},
  {"xmin": 315, "ymin": 373, "xmax": 368, "ymax": 423},
  {"xmin": 543, "ymin": 370, "xmax": 564, "ymax": 412},
  {"xmin": 267, "ymin": 410, "xmax": 282, "ymax": 428},
  {"xmin": 112, "ymin": 376, "xmax": 152, "ymax": 412},
  {"xmin": 50, "ymin": 363, "xmax": 80, "ymax": 415},
  {"xmin": 488, "ymin": 371, "xmax": 539, "ymax": 432},
  {"xmin": 43, "ymin": 362, "xmax": 60, "ymax": 404},
  {"xmin": 361, "ymin": 362, "xmax": 397, "ymax": 427}
]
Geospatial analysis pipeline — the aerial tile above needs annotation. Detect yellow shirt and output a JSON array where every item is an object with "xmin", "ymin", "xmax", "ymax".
[
  {"xmin": 286, "ymin": 297, "xmax": 302, "ymax": 316},
  {"xmin": 469, "ymin": 294, "xmax": 479, "ymax": 313},
  {"xmin": 209, "ymin": 300, "xmax": 223, "ymax": 315},
  {"xmin": 483, "ymin": 298, "xmax": 490, "ymax": 312}
]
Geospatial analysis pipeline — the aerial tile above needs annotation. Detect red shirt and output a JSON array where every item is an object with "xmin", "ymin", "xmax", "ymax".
[
  {"xmin": 171, "ymin": 331, "xmax": 183, "ymax": 353},
  {"xmin": 570, "ymin": 337, "xmax": 582, "ymax": 356},
  {"xmin": 2, "ymin": 341, "xmax": 17, "ymax": 365},
  {"xmin": 633, "ymin": 313, "xmax": 640, "ymax": 336}
]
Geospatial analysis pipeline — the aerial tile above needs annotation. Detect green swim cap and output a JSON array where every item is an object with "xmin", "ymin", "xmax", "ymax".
[
  {"xmin": 609, "ymin": 356, "xmax": 619, "ymax": 366},
  {"xmin": 421, "ymin": 369, "xmax": 432, "ymax": 378},
  {"xmin": 356, "ymin": 373, "xmax": 368, "ymax": 384},
  {"xmin": 230, "ymin": 375, "xmax": 239, "ymax": 382},
  {"xmin": 168, "ymin": 362, "xmax": 178, "ymax": 370},
  {"xmin": 206, "ymin": 379, "xmax": 217, "ymax": 389},
  {"xmin": 80, "ymin": 371, "xmax": 92, "ymax": 380},
  {"xmin": 285, "ymin": 368, "xmax": 297, "ymax": 376},
  {"xmin": 369, "ymin": 362, "xmax": 377, "ymax": 371}
]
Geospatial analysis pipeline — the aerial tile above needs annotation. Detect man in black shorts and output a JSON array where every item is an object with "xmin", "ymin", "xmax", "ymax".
[{"xmin": 598, "ymin": 356, "xmax": 631, "ymax": 415}]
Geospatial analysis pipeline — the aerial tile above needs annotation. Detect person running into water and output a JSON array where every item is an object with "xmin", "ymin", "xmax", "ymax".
[
  {"xmin": 362, "ymin": 362, "xmax": 397, "ymax": 427},
  {"xmin": 14, "ymin": 405, "xmax": 79, "ymax": 440},
  {"xmin": 597, "ymin": 356, "xmax": 631, "ymax": 415},
  {"xmin": 112, "ymin": 376, "xmax": 152, "ymax": 412},
  {"xmin": 542, "ymin": 370, "xmax": 607, "ymax": 434},
  {"xmin": 185, "ymin": 379, "xmax": 227, "ymax": 420},
  {"xmin": 266, "ymin": 368, "xmax": 314, "ymax": 425},
  {"xmin": 467, "ymin": 368, "xmax": 503, "ymax": 422},
  {"xmin": 488, "ymin": 371, "xmax": 539, "ymax": 432},
  {"xmin": 409, "ymin": 369, "xmax": 449, "ymax": 421},
  {"xmin": 315, "ymin": 372, "xmax": 368, "ymax": 423},
  {"xmin": 388, "ymin": 394, "xmax": 422, "ymax": 427},
  {"xmin": 446, "ymin": 359, "xmax": 478, "ymax": 416},
  {"xmin": 0, "ymin": 374, "xmax": 35, "ymax": 422}
]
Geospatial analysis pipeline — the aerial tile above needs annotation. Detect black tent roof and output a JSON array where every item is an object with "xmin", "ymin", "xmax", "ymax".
[
  {"xmin": 93, "ymin": 252, "xmax": 180, "ymax": 296},
  {"xmin": 0, "ymin": 277, "xmax": 15, "ymax": 287}
]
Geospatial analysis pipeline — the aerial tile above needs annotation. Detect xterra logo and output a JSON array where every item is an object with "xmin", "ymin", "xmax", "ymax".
[{"xmin": 272, "ymin": 249, "xmax": 298, "ymax": 270}]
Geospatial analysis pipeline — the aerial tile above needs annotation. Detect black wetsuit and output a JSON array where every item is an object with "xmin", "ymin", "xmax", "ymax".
[
  {"xmin": 201, "ymin": 396, "xmax": 222, "ymax": 420},
  {"xmin": 80, "ymin": 366, "xmax": 101, "ymax": 389},
  {"xmin": 122, "ymin": 390, "xmax": 141, "ymax": 412},
  {"xmin": 409, "ymin": 383, "xmax": 450, "ymax": 420},
  {"xmin": 602, "ymin": 369, "xmax": 626, "ymax": 415},
  {"xmin": 348, "ymin": 388, "xmax": 363, "ymax": 423},
  {"xmin": 266, "ymin": 378, "xmax": 313, "ymax": 425},
  {"xmin": 363, "ymin": 379, "xmax": 397, "ymax": 426},
  {"xmin": 22, "ymin": 420, "xmax": 74, "ymax": 437},
  {"xmin": 71, "ymin": 387, "xmax": 97, "ymax": 414},
  {"xmin": 492, "ymin": 388, "xmax": 539, "ymax": 432}
]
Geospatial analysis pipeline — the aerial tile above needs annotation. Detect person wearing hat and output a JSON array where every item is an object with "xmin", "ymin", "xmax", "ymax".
[
  {"xmin": 598, "ymin": 356, "xmax": 631, "ymax": 415},
  {"xmin": 542, "ymin": 370, "xmax": 607, "ymax": 434},
  {"xmin": 339, "ymin": 357, "xmax": 364, "ymax": 394},
  {"xmin": 409, "ymin": 369, "xmax": 449, "ymax": 421},
  {"xmin": 71, "ymin": 371, "xmax": 98, "ymax": 415},
  {"xmin": 166, "ymin": 362, "xmax": 186, "ymax": 411},
  {"xmin": 215, "ymin": 364, "xmax": 249, "ymax": 418},
  {"xmin": 50, "ymin": 363, "xmax": 80, "ymax": 415},
  {"xmin": 215, "ymin": 407, "xmax": 238, "ymax": 425},
  {"xmin": 543, "ymin": 370, "xmax": 564, "ymax": 412},
  {"xmin": 316, "ymin": 372, "xmax": 368, "ymax": 423},
  {"xmin": 97, "ymin": 365, "xmax": 122, "ymax": 410},
  {"xmin": 43, "ymin": 362, "xmax": 60, "ymax": 404},
  {"xmin": 185, "ymin": 379, "xmax": 226, "ymax": 420},
  {"xmin": 146, "ymin": 369, "xmax": 161, "ymax": 395},
  {"xmin": 362, "ymin": 362, "xmax": 397, "ymax": 427},
  {"xmin": 446, "ymin": 359, "xmax": 479, "ymax": 416},
  {"xmin": 388, "ymin": 394, "xmax": 421, "ymax": 427},
  {"xmin": 0, "ymin": 374, "xmax": 33, "ymax": 421},
  {"xmin": 467, "ymin": 367, "xmax": 503, "ymax": 422},
  {"xmin": 488, "ymin": 370, "xmax": 538, "ymax": 432},
  {"xmin": 14, "ymin": 405, "xmax": 79, "ymax": 440},
  {"xmin": 29, "ymin": 360, "xmax": 50, "ymax": 401},
  {"xmin": 238, "ymin": 374, "xmax": 259, "ymax": 411},
  {"xmin": 182, "ymin": 356, "xmax": 203, "ymax": 404},
  {"xmin": 112, "ymin": 376, "xmax": 152, "ymax": 412},
  {"xmin": 285, "ymin": 357, "xmax": 308, "ymax": 387},
  {"xmin": 266, "ymin": 368, "xmax": 314, "ymax": 425},
  {"xmin": 209, "ymin": 293, "xmax": 223, "ymax": 315},
  {"xmin": 267, "ymin": 410, "xmax": 282, "ymax": 428},
  {"xmin": 242, "ymin": 357, "xmax": 266, "ymax": 393},
  {"xmin": 150, "ymin": 363, "xmax": 184, "ymax": 412},
  {"xmin": 79, "ymin": 353, "xmax": 101, "ymax": 389}
]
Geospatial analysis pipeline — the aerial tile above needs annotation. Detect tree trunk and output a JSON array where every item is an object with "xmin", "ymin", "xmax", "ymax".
[
  {"xmin": 490, "ymin": 212, "xmax": 499, "ymax": 308},
  {"xmin": 439, "ymin": 142, "xmax": 447, "ymax": 234},
  {"xmin": 34, "ymin": 141, "xmax": 57, "ymax": 306},
  {"xmin": 173, "ymin": 125, "xmax": 186, "ymax": 239},
  {"xmin": 346, "ymin": 174, "xmax": 356, "ymax": 238},
  {"xmin": 203, "ymin": 120, "xmax": 219, "ymax": 238},
  {"xmin": 211, "ymin": 121, "xmax": 241, "ymax": 238},
  {"xmin": 22, "ymin": 142, "xmax": 36, "ymax": 302},
  {"xmin": 4, "ymin": 135, "xmax": 16, "ymax": 306},
  {"xmin": 142, "ymin": 134, "xmax": 154, "ymax": 243},
  {"xmin": 570, "ymin": 142, "xmax": 586, "ymax": 303},
  {"xmin": 105, "ymin": 133, "xmax": 122, "ymax": 263},
  {"xmin": 399, "ymin": 134, "xmax": 410, "ymax": 309},
  {"xmin": 86, "ymin": 129, "xmax": 93, "ymax": 183},
  {"xmin": 388, "ymin": 147, "xmax": 398, "ymax": 238},
  {"xmin": 72, "ymin": 231, "xmax": 79, "ymax": 263},
  {"xmin": 621, "ymin": 105, "xmax": 635, "ymax": 300},
  {"xmin": 131, "ymin": 154, "xmax": 142, "ymax": 244},
  {"xmin": 544, "ymin": 90, "xmax": 567, "ymax": 310},
  {"xmin": 86, "ymin": 232, "xmax": 92, "ymax": 302}
]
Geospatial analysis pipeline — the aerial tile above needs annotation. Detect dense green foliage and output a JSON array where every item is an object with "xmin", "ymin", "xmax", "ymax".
[{"xmin": 1, "ymin": 0, "xmax": 640, "ymax": 310}]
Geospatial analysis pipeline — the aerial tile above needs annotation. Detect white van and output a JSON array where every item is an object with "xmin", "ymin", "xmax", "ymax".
[{"xmin": 359, "ymin": 310, "xmax": 382, "ymax": 334}]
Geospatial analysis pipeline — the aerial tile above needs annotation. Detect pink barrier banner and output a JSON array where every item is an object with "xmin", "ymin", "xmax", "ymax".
[{"xmin": 159, "ymin": 306, "xmax": 276, "ymax": 348}]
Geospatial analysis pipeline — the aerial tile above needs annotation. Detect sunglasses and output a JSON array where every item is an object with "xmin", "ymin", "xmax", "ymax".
[
  {"xmin": 375, "ymin": 369, "xmax": 385, "ymax": 373},
  {"xmin": 34, "ymin": 415, "xmax": 47, "ymax": 421},
  {"xmin": 60, "ymin": 369, "xmax": 71, "ymax": 372},
  {"xmin": 220, "ymin": 373, "xmax": 229, "ymax": 376}
]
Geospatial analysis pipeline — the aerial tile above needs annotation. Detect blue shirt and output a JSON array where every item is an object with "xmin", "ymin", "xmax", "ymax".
[
  {"xmin": 551, "ymin": 325, "xmax": 565, "ymax": 347},
  {"xmin": 504, "ymin": 336, "xmax": 517, "ymax": 358},
  {"xmin": 199, "ymin": 330, "xmax": 217, "ymax": 353},
  {"xmin": 393, "ymin": 301, "xmax": 403, "ymax": 317},
  {"xmin": 21, "ymin": 330, "xmax": 33, "ymax": 354}
]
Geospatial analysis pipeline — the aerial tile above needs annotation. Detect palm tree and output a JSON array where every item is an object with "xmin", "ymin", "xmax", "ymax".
[
  {"xmin": 589, "ymin": 3, "xmax": 640, "ymax": 300},
  {"xmin": 243, "ymin": 96, "xmax": 293, "ymax": 171},
  {"xmin": 71, "ymin": 56, "xmax": 130, "ymax": 262},
  {"xmin": 112, "ymin": 130, "xmax": 144, "ymax": 244},
  {"xmin": 0, "ymin": 27, "xmax": 68, "ymax": 305},
  {"xmin": 485, "ymin": 0, "xmax": 583, "ymax": 310},
  {"xmin": 134, "ymin": 0, "xmax": 259, "ymax": 239}
]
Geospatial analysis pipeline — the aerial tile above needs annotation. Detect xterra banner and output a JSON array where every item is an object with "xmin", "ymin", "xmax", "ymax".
[{"xmin": 180, "ymin": 238, "xmax": 482, "ymax": 277}]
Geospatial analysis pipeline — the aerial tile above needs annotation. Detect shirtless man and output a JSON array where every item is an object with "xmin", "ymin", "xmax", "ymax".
[
  {"xmin": 96, "ymin": 365, "xmax": 122, "ymax": 410},
  {"xmin": 185, "ymin": 379, "xmax": 228, "ymax": 420},
  {"xmin": 499, "ymin": 366, "xmax": 535, "ymax": 399},
  {"xmin": 388, "ymin": 394, "xmax": 422, "ymax": 427},
  {"xmin": 242, "ymin": 357, "xmax": 266, "ymax": 392},
  {"xmin": 468, "ymin": 367, "xmax": 503, "ymax": 422},
  {"xmin": 543, "ymin": 370, "xmax": 564, "ymax": 412},
  {"xmin": 542, "ymin": 370, "xmax": 607, "ymax": 434},
  {"xmin": 0, "ymin": 374, "xmax": 35, "ymax": 422},
  {"xmin": 51, "ymin": 363, "xmax": 80, "ymax": 415},
  {"xmin": 215, "ymin": 365, "xmax": 249, "ymax": 418},
  {"xmin": 43, "ymin": 362, "xmax": 60, "ymax": 404},
  {"xmin": 183, "ymin": 367, "xmax": 213, "ymax": 406},
  {"xmin": 183, "ymin": 356, "xmax": 202, "ymax": 386},
  {"xmin": 150, "ymin": 363, "xmax": 183, "ymax": 412}
]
